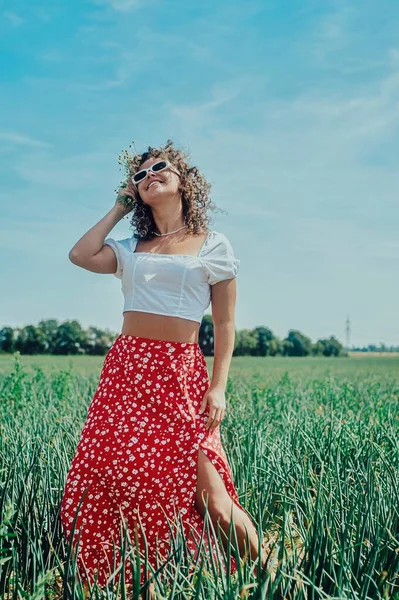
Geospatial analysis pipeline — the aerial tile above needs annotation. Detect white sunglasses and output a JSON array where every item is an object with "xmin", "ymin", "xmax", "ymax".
[{"xmin": 131, "ymin": 160, "xmax": 180, "ymax": 185}]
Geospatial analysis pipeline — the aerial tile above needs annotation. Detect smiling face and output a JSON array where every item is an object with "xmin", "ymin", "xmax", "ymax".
[{"xmin": 134, "ymin": 156, "xmax": 181, "ymax": 204}]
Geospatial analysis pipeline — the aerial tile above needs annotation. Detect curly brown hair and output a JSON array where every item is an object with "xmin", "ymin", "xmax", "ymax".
[{"xmin": 117, "ymin": 139, "xmax": 226, "ymax": 241}]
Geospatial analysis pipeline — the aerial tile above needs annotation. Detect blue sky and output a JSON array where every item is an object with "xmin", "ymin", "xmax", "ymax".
[{"xmin": 1, "ymin": 0, "xmax": 398, "ymax": 347}]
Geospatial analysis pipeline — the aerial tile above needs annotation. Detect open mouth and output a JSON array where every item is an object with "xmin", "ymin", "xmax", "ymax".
[{"xmin": 148, "ymin": 180, "xmax": 162, "ymax": 190}]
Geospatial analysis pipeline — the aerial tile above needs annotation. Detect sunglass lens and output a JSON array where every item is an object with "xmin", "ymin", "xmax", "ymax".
[
  {"xmin": 133, "ymin": 171, "xmax": 146, "ymax": 183},
  {"xmin": 152, "ymin": 160, "xmax": 168, "ymax": 172}
]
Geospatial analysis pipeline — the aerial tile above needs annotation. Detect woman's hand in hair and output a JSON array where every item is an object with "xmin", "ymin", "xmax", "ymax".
[{"xmin": 114, "ymin": 180, "xmax": 139, "ymax": 215}]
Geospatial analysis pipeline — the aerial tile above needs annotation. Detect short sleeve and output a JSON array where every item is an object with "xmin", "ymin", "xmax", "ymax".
[
  {"xmin": 200, "ymin": 231, "xmax": 240, "ymax": 285},
  {"xmin": 103, "ymin": 236, "xmax": 135, "ymax": 279}
]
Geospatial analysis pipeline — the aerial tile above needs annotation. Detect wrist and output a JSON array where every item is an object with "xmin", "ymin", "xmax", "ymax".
[
  {"xmin": 111, "ymin": 203, "xmax": 130, "ymax": 219},
  {"xmin": 209, "ymin": 381, "xmax": 226, "ymax": 391}
]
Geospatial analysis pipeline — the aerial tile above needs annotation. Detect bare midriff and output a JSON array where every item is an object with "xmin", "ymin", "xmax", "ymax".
[{"xmin": 121, "ymin": 311, "xmax": 201, "ymax": 344}]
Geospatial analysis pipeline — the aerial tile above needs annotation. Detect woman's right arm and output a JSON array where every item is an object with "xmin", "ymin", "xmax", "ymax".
[{"xmin": 69, "ymin": 183, "xmax": 137, "ymax": 275}]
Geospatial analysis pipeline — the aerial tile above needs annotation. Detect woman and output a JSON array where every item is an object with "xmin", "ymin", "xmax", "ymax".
[{"xmin": 60, "ymin": 140, "xmax": 265, "ymax": 595}]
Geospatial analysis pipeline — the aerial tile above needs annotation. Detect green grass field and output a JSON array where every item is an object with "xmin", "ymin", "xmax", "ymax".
[{"xmin": 0, "ymin": 352, "xmax": 398, "ymax": 599}]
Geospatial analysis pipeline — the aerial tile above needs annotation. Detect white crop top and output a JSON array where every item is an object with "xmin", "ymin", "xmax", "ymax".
[{"xmin": 103, "ymin": 230, "xmax": 240, "ymax": 324}]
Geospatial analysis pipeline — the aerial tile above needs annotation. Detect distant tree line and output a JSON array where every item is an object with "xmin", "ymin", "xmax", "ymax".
[
  {"xmin": 350, "ymin": 343, "xmax": 399, "ymax": 353},
  {"xmin": 0, "ymin": 317, "xmax": 354, "ymax": 357}
]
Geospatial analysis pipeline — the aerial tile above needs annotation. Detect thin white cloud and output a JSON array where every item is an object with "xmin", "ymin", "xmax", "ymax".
[
  {"xmin": 13, "ymin": 149, "xmax": 112, "ymax": 190},
  {"xmin": 39, "ymin": 51, "xmax": 66, "ymax": 62},
  {"xmin": 170, "ymin": 75, "xmax": 267, "ymax": 122},
  {"xmin": 290, "ymin": 216, "xmax": 399, "ymax": 260},
  {"xmin": 366, "ymin": 241, "xmax": 399, "ymax": 259},
  {"xmin": 0, "ymin": 131, "xmax": 52, "ymax": 148},
  {"xmin": 32, "ymin": 7, "xmax": 52, "ymax": 22},
  {"xmin": 3, "ymin": 11, "xmax": 25, "ymax": 27},
  {"xmin": 161, "ymin": 48, "xmax": 399, "ymax": 266},
  {"xmin": 76, "ymin": 66, "xmax": 130, "ymax": 90},
  {"xmin": 89, "ymin": 0, "xmax": 150, "ymax": 11},
  {"xmin": 306, "ymin": 2, "xmax": 393, "ymax": 78}
]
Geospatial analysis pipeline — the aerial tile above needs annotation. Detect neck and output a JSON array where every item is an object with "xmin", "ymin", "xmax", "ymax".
[{"xmin": 151, "ymin": 198, "xmax": 185, "ymax": 235}]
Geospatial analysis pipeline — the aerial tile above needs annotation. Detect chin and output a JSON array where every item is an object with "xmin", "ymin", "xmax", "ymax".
[{"xmin": 147, "ymin": 190, "xmax": 170, "ymax": 201}]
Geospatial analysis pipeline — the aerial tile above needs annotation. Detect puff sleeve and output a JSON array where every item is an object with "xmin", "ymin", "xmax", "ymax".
[
  {"xmin": 103, "ymin": 237, "xmax": 133, "ymax": 279},
  {"xmin": 201, "ymin": 231, "xmax": 240, "ymax": 285}
]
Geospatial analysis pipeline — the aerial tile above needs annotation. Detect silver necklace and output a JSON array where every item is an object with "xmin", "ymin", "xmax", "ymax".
[{"xmin": 153, "ymin": 225, "xmax": 188, "ymax": 237}]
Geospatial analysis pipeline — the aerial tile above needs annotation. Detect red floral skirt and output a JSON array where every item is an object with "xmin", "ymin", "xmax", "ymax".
[{"xmin": 60, "ymin": 334, "xmax": 257, "ymax": 588}]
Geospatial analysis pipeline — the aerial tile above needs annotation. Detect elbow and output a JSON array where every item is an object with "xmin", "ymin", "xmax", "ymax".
[
  {"xmin": 69, "ymin": 250, "xmax": 79, "ymax": 264},
  {"xmin": 69, "ymin": 249, "xmax": 87, "ymax": 266}
]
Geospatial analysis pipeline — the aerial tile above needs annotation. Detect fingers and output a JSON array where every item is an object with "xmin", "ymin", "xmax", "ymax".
[
  {"xmin": 205, "ymin": 407, "xmax": 226, "ymax": 431},
  {"xmin": 198, "ymin": 400, "xmax": 207, "ymax": 414},
  {"xmin": 120, "ymin": 179, "xmax": 138, "ymax": 200},
  {"xmin": 125, "ymin": 182, "xmax": 137, "ymax": 200}
]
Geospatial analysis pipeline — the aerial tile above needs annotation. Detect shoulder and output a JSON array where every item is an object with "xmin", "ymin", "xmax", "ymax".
[
  {"xmin": 104, "ymin": 235, "xmax": 138, "ymax": 254},
  {"xmin": 199, "ymin": 230, "xmax": 234, "ymax": 257},
  {"xmin": 199, "ymin": 230, "xmax": 240, "ymax": 285}
]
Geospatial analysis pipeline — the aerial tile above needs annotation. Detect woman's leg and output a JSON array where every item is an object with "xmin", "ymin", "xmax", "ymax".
[{"xmin": 195, "ymin": 449, "xmax": 266, "ymax": 569}]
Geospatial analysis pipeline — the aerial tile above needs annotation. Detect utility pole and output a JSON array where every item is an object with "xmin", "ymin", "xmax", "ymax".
[{"xmin": 345, "ymin": 315, "xmax": 351, "ymax": 350}]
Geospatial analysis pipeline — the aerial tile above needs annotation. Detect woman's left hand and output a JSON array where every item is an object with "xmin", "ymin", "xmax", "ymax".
[{"xmin": 198, "ymin": 385, "xmax": 227, "ymax": 431}]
